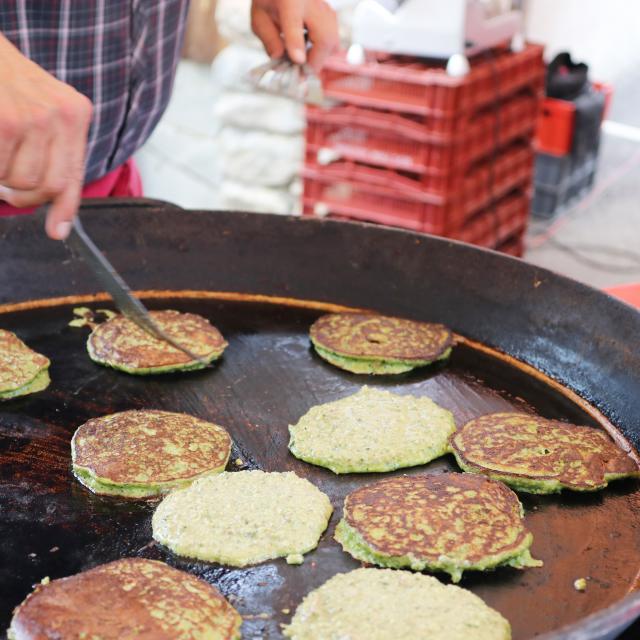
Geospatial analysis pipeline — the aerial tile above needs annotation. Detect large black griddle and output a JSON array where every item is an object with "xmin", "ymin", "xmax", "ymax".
[{"xmin": 0, "ymin": 199, "xmax": 639, "ymax": 639}]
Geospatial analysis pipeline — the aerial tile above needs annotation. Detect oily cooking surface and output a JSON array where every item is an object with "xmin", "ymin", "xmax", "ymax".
[
  {"xmin": 0, "ymin": 298, "xmax": 639, "ymax": 640},
  {"xmin": 10, "ymin": 558, "xmax": 241, "ymax": 640},
  {"xmin": 310, "ymin": 313, "xmax": 452, "ymax": 361},
  {"xmin": 342, "ymin": 474, "xmax": 530, "ymax": 564},
  {"xmin": 88, "ymin": 310, "xmax": 227, "ymax": 368},
  {"xmin": 72, "ymin": 410, "xmax": 232, "ymax": 484}
]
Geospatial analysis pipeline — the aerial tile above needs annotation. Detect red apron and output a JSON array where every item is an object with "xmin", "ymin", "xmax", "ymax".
[{"xmin": 0, "ymin": 159, "xmax": 143, "ymax": 217}]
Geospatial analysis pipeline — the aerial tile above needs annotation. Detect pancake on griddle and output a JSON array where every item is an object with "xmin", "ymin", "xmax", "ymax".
[
  {"xmin": 288, "ymin": 386, "xmax": 455, "ymax": 473},
  {"xmin": 0, "ymin": 330, "xmax": 50, "ymax": 401},
  {"xmin": 8, "ymin": 558, "xmax": 241, "ymax": 640},
  {"xmin": 71, "ymin": 410, "xmax": 232, "ymax": 498},
  {"xmin": 309, "ymin": 313, "xmax": 453, "ymax": 374},
  {"xmin": 335, "ymin": 473, "xmax": 541, "ymax": 582},
  {"xmin": 283, "ymin": 568, "xmax": 511, "ymax": 640},
  {"xmin": 87, "ymin": 310, "xmax": 227, "ymax": 374},
  {"xmin": 450, "ymin": 412, "xmax": 640, "ymax": 494},
  {"xmin": 152, "ymin": 470, "xmax": 333, "ymax": 566}
]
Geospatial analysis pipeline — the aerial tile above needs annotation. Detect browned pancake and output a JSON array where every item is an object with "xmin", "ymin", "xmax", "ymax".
[
  {"xmin": 310, "ymin": 313, "xmax": 452, "ymax": 362},
  {"xmin": 0, "ymin": 329, "xmax": 50, "ymax": 397},
  {"xmin": 9, "ymin": 558, "xmax": 241, "ymax": 640},
  {"xmin": 450, "ymin": 412, "xmax": 640, "ymax": 493},
  {"xmin": 335, "ymin": 473, "xmax": 540, "ymax": 581},
  {"xmin": 71, "ymin": 410, "xmax": 232, "ymax": 497},
  {"xmin": 87, "ymin": 310, "xmax": 227, "ymax": 373}
]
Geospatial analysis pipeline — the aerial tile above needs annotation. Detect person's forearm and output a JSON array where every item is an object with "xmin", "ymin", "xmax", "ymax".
[{"xmin": 0, "ymin": 33, "xmax": 93, "ymax": 239}]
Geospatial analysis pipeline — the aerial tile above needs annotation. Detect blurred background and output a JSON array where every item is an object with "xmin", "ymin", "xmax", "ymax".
[{"xmin": 135, "ymin": 0, "xmax": 640, "ymax": 302}]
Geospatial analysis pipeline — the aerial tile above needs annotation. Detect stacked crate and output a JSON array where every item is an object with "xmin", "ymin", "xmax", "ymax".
[
  {"xmin": 532, "ymin": 82, "xmax": 612, "ymax": 218},
  {"xmin": 302, "ymin": 44, "xmax": 545, "ymax": 256}
]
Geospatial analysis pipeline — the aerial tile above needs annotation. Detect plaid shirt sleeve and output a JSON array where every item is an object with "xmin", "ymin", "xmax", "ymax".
[{"xmin": 0, "ymin": 1, "xmax": 189, "ymax": 183}]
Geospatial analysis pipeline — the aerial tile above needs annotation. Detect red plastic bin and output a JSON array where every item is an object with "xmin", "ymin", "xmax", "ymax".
[
  {"xmin": 306, "ymin": 93, "xmax": 538, "ymax": 180},
  {"xmin": 593, "ymin": 81, "xmax": 614, "ymax": 120},
  {"xmin": 448, "ymin": 191, "xmax": 530, "ymax": 248},
  {"xmin": 534, "ymin": 97, "xmax": 575, "ymax": 155},
  {"xmin": 534, "ymin": 81, "xmax": 613, "ymax": 155},
  {"xmin": 606, "ymin": 282, "xmax": 640, "ymax": 309},
  {"xmin": 495, "ymin": 231, "xmax": 525, "ymax": 257},
  {"xmin": 303, "ymin": 190, "xmax": 530, "ymax": 257},
  {"xmin": 302, "ymin": 144, "xmax": 533, "ymax": 234},
  {"xmin": 321, "ymin": 44, "xmax": 544, "ymax": 121}
]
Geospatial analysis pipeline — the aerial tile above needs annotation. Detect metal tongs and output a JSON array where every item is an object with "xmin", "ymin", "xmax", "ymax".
[{"xmin": 247, "ymin": 55, "xmax": 326, "ymax": 106}]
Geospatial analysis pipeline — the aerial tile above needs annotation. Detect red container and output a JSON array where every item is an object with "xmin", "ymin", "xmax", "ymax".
[
  {"xmin": 606, "ymin": 282, "xmax": 640, "ymax": 309},
  {"xmin": 495, "ymin": 231, "xmax": 525, "ymax": 257},
  {"xmin": 593, "ymin": 81, "xmax": 614, "ymax": 120},
  {"xmin": 306, "ymin": 93, "xmax": 538, "ymax": 180},
  {"xmin": 449, "ymin": 191, "xmax": 530, "ymax": 248},
  {"xmin": 321, "ymin": 44, "xmax": 544, "ymax": 122},
  {"xmin": 302, "ymin": 144, "xmax": 533, "ymax": 234},
  {"xmin": 534, "ymin": 81, "xmax": 613, "ymax": 155},
  {"xmin": 534, "ymin": 97, "xmax": 575, "ymax": 155}
]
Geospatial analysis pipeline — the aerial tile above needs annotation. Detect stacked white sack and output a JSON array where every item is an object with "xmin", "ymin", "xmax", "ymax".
[{"xmin": 213, "ymin": 1, "xmax": 304, "ymax": 214}]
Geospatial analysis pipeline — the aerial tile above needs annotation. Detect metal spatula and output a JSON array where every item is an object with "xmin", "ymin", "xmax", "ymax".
[{"xmin": 64, "ymin": 214, "xmax": 209, "ymax": 367}]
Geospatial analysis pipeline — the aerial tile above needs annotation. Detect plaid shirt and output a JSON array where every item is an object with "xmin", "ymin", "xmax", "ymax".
[{"xmin": 1, "ymin": 1, "xmax": 189, "ymax": 182}]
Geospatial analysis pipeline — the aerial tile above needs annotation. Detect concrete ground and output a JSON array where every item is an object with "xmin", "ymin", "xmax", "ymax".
[
  {"xmin": 525, "ymin": 73, "xmax": 640, "ymax": 290},
  {"xmin": 137, "ymin": 60, "xmax": 640, "ymax": 293}
]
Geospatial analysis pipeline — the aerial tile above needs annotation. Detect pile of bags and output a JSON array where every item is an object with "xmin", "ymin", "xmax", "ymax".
[
  {"xmin": 213, "ymin": 0, "xmax": 305, "ymax": 214},
  {"xmin": 213, "ymin": 0, "xmax": 357, "ymax": 214}
]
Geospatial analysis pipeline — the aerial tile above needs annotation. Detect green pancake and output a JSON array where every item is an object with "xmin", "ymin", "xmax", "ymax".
[
  {"xmin": 310, "ymin": 313, "xmax": 452, "ymax": 375},
  {"xmin": 87, "ymin": 310, "xmax": 227, "ymax": 374},
  {"xmin": 283, "ymin": 568, "xmax": 511, "ymax": 640},
  {"xmin": 0, "ymin": 330, "xmax": 50, "ymax": 401},
  {"xmin": 8, "ymin": 558, "xmax": 241, "ymax": 640},
  {"xmin": 152, "ymin": 470, "xmax": 333, "ymax": 567},
  {"xmin": 71, "ymin": 410, "xmax": 233, "ymax": 498},
  {"xmin": 335, "ymin": 473, "xmax": 541, "ymax": 582},
  {"xmin": 450, "ymin": 412, "xmax": 640, "ymax": 494},
  {"xmin": 289, "ymin": 386, "xmax": 455, "ymax": 473}
]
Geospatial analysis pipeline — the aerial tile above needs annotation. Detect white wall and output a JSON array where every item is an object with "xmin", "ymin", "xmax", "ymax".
[{"xmin": 524, "ymin": 0, "xmax": 640, "ymax": 83}]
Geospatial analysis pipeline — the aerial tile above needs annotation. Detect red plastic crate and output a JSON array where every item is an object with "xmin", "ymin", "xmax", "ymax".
[
  {"xmin": 606, "ymin": 282, "xmax": 640, "ymax": 309},
  {"xmin": 495, "ymin": 231, "xmax": 525, "ymax": 257},
  {"xmin": 321, "ymin": 44, "xmax": 544, "ymax": 121},
  {"xmin": 534, "ymin": 81, "xmax": 613, "ymax": 155},
  {"xmin": 302, "ymin": 144, "xmax": 533, "ymax": 234},
  {"xmin": 593, "ymin": 82, "xmax": 614, "ymax": 120},
  {"xmin": 447, "ymin": 191, "xmax": 530, "ymax": 248},
  {"xmin": 306, "ymin": 93, "xmax": 538, "ymax": 178},
  {"xmin": 534, "ymin": 97, "xmax": 575, "ymax": 155},
  {"xmin": 303, "ymin": 190, "xmax": 530, "ymax": 255}
]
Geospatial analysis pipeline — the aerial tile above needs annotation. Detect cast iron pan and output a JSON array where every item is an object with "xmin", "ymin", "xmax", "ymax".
[{"xmin": 0, "ymin": 199, "xmax": 639, "ymax": 639}]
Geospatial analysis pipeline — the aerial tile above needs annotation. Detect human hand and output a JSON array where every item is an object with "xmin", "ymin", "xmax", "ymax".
[
  {"xmin": 250, "ymin": 0, "xmax": 339, "ymax": 72},
  {"xmin": 0, "ymin": 34, "xmax": 93, "ymax": 240}
]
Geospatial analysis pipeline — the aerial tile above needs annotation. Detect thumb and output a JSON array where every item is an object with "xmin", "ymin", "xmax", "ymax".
[{"xmin": 45, "ymin": 179, "xmax": 82, "ymax": 240}]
